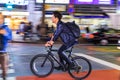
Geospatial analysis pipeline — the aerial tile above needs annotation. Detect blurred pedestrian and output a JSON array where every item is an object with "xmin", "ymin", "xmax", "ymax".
[
  {"xmin": 18, "ymin": 22, "xmax": 25, "ymax": 33},
  {"xmin": 85, "ymin": 26, "xmax": 90, "ymax": 33},
  {"xmin": 23, "ymin": 22, "xmax": 33, "ymax": 40},
  {"xmin": 0, "ymin": 14, "xmax": 12, "ymax": 80},
  {"xmin": 36, "ymin": 23, "xmax": 41, "ymax": 36},
  {"xmin": 24, "ymin": 22, "xmax": 33, "ymax": 33}
]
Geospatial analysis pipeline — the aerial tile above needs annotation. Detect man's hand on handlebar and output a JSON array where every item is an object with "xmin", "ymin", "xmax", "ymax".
[{"xmin": 45, "ymin": 40, "xmax": 54, "ymax": 47}]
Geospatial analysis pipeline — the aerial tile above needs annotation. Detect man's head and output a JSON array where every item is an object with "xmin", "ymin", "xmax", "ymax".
[
  {"xmin": 0, "ymin": 14, "xmax": 4, "ymax": 25},
  {"xmin": 52, "ymin": 11, "xmax": 62, "ymax": 24}
]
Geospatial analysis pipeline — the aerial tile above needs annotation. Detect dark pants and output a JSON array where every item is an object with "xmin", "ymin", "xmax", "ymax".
[{"xmin": 58, "ymin": 41, "xmax": 77, "ymax": 65}]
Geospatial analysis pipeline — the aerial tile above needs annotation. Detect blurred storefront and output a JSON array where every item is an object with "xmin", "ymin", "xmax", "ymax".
[
  {"xmin": 0, "ymin": 0, "xmax": 118, "ymax": 32},
  {"xmin": 0, "ymin": 0, "xmax": 29, "ymax": 30},
  {"xmin": 1, "ymin": 11, "xmax": 29, "ymax": 30}
]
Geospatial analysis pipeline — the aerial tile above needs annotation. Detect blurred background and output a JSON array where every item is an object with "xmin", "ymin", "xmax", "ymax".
[{"xmin": 0, "ymin": 0, "xmax": 120, "ymax": 45}]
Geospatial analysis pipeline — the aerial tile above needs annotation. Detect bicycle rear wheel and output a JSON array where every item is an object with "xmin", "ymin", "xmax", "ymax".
[
  {"xmin": 30, "ymin": 54, "xmax": 54, "ymax": 77},
  {"xmin": 68, "ymin": 56, "xmax": 92, "ymax": 80}
]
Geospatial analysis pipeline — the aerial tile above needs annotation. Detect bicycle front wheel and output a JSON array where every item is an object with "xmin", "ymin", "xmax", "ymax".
[
  {"xmin": 30, "ymin": 54, "xmax": 54, "ymax": 77},
  {"xmin": 68, "ymin": 56, "xmax": 92, "ymax": 80}
]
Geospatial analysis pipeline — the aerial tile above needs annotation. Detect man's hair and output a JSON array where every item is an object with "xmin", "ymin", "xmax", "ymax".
[{"xmin": 53, "ymin": 11, "xmax": 62, "ymax": 21}]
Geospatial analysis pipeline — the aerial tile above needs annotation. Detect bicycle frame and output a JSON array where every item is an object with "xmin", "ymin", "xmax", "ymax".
[
  {"xmin": 30, "ymin": 45, "xmax": 92, "ymax": 79},
  {"xmin": 44, "ymin": 46, "xmax": 74, "ymax": 70}
]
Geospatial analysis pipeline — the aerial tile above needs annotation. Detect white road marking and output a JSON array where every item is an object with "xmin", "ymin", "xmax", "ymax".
[
  {"xmin": 9, "ymin": 63, "xmax": 14, "ymax": 67},
  {"xmin": 0, "ymin": 63, "xmax": 15, "ymax": 74},
  {"xmin": 0, "ymin": 69, "xmax": 15, "ymax": 74},
  {"xmin": 0, "ymin": 62, "xmax": 16, "ymax": 80},
  {"xmin": 75, "ymin": 53, "xmax": 120, "ymax": 70},
  {"xmin": 0, "ymin": 77, "xmax": 16, "ymax": 80}
]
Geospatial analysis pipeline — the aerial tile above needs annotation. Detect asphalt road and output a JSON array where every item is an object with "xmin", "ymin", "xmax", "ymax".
[{"xmin": 5, "ymin": 43, "xmax": 115, "ymax": 78}]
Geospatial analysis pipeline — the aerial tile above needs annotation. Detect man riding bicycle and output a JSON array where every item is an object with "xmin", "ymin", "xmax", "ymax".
[{"xmin": 45, "ymin": 11, "xmax": 78, "ymax": 70}]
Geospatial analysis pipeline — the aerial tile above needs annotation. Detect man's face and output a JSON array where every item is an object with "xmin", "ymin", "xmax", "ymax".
[
  {"xmin": 0, "ymin": 15, "xmax": 4, "ymax": 25},
  {"xmin": 51, "ymin": 14, "xmax": 56, "ymax": 24}
]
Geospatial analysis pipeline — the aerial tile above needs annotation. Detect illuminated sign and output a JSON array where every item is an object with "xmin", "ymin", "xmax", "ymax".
[
  {"xmin": 36, "ymin": 0, "xmax": 69, "ymax": 4},
  {"xmin": 118, "ymin": 0, "xmax": 120, "ymax": 5},
  {"xmin": 70, "ymin": 0, "xmax": 113, "ymax": 5},
  {"xmin": 0, "ymin": 0, "xmax": 28, "ymax": 5},
  {"xmin": 6, "ymin": 3, "xmax": 13, "ymax": 10},
  {"xmin": 45, "ymin": 5, "xmax": 66, "ymax": 11}
]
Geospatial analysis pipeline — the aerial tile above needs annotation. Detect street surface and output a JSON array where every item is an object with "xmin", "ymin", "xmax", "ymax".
[{"xmin": 1, "ymin": 43, "xmax": 119, "ymax": 80}]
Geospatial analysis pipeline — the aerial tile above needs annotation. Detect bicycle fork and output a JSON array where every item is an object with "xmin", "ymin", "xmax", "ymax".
[{"xmin": 41, "ymin": 54, "xmax": 50, "ymax": 67}]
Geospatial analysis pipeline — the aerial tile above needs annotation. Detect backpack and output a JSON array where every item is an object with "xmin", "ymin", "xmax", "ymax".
[{"xmin": 65, "ymin": 21, "xmax": 80, "ymax": 38}]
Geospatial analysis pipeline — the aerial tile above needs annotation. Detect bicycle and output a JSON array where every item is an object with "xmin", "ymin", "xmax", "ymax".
[{"xmin": 30, "ymin": 46, "xmax": 92, "ymax": 80}]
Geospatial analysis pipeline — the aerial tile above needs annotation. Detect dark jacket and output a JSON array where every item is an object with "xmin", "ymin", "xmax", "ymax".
[{"xmin": 53, "ymin": 21, "xmax": 76, "ymax": 45}]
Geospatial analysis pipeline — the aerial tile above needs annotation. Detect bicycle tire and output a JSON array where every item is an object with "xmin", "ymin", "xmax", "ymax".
[
  {"xmin": 68, "ymin": 56, "xmax": 92, "ymax": 80},
  {"xmin": 30, "ymin": 54, "xmax": 54, "ymax": 77}
]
